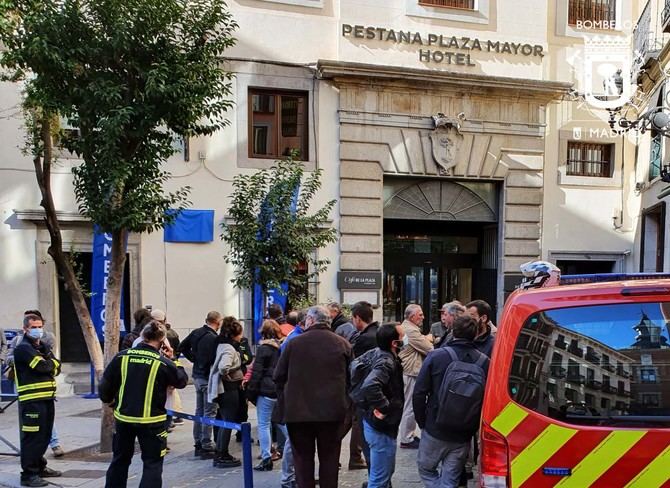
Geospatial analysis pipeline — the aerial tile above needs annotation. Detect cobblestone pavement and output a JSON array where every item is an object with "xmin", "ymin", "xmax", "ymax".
[{"xmin": 0, "ymin": 386, "xmax": 477, "ymax": 487}]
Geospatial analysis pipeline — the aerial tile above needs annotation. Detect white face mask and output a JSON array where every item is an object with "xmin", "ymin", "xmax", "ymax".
[
  {"xmin": 403, "ymin": 333, "xmax": 410, "ymax": 347},
  {"xmin": 28, "ymin": 328, "xmax": 44, "ymax": 340}
]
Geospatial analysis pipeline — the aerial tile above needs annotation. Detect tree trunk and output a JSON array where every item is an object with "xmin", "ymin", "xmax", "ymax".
[
  {"xmin": 32, "ymin": 112, "xmax": 104, "ymax": 377},
  {"xmin": 99, "ymin": 227, "xmax": 128, "ymax": 452}
]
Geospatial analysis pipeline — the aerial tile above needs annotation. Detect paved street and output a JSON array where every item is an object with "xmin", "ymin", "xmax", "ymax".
[{"xmin": 0, "ymin": 386, "xmax": 476, "ymax": 488}]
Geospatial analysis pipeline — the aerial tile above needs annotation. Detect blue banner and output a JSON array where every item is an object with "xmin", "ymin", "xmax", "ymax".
[
  {"xmin": 253, "ymin": 283, "xmax": 288, "ymax": 343},
  {"xmin": 251, "ymin": 183, "xmax": 299, "ymax": 343},
  {"xmin": 90, "ymin": 227, "xmax": 126, "ymax": 342}
]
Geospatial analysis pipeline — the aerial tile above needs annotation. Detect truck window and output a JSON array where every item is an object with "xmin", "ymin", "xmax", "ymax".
[{"xmin": 509, "ymin": 302, "xmax": 670, "ymax": 427}]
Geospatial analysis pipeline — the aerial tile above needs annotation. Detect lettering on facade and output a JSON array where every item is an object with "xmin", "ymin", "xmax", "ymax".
[{"xmin": 341, "ymin": 24, "xmax": 545, "ymax": 66}]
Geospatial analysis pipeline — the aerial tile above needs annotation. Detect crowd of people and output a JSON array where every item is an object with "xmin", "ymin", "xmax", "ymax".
[{"xmin": 2, "ymin": 296, "xmax": 497, "ymax": 488}]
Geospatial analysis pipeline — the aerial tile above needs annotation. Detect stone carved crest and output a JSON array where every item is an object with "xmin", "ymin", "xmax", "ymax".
[{"xmin": 430, "ymin": 112, "xmax": 465, "ymax": 176}]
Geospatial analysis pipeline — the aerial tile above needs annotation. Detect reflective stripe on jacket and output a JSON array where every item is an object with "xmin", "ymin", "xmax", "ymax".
[
  {"xmin": 13, "ymin": 335, "xmax": 60, "ymax": 403},
  {"xmin": 99, "ymin": 343, "xmax": 188, "ymax": 425}
]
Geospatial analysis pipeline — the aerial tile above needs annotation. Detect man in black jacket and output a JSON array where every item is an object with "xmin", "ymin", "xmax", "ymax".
[
  {"xmin": 327, "ymin": 302, "xmax": 349, "ymax": 332},
  {"xmin": 359, "ymin": 323, "xmax": 404, "ymax": 488},
  {"xmin": 349, "ymin": 301, "xmax": 379, "ymax": 469},
  {"xmin": 178, "ymin": 311, "xmax": 222, "ymax": 457},
  {"xmin": 413, "ymin": 316, "xmax": 489, "ymax": 488},
  {"xmin": 466, "ymin": 300, "xmax": 496, "ymax": 358}
]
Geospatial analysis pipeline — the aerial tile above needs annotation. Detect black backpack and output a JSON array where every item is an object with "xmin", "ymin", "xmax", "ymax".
[
  {"xmin": 435, "ymin": 347, "xmax": 488, "ymax": 432},
  {"xmin": 348, "ymin": 348, "xmax": 378, "ymax": 407}
]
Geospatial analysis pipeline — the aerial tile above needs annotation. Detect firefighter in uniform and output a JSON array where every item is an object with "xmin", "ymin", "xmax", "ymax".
[
  {"xmin": 13, "ymin": 313, "xmax": 62, "ymax": 487},
  {"xmin": 99, "ymin": 320, "xmax": 188, "ymax": 488}
]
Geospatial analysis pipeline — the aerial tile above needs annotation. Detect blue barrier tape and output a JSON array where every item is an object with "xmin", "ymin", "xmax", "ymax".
[{"xmin": 167, "ymin": 410, "xmax": 254, "ymax": 488}]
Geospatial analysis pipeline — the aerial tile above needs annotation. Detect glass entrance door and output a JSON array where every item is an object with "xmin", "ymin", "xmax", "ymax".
[{"xmin": 383, "ymin": 264, "xmax": 473, "ymax": 332}]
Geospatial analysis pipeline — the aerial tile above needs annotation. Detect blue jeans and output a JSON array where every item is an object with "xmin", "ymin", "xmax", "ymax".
[
  {"xmin": 49, "ymin": 425, "xmax": 60, "ymax": 449},
  {"xmin": 417, "ymin": 430, "xmax": 470, "ymax": 488},
  {"xmin": 363, "ymin": 420, "xmax": 396, "ymax": 488},
  {"xmin": 256, "ymin": 396, "xmax": 275, "ymax": 460},
  {"xmin": 193, "ymin": 377, "xmax": 217, "ymax": 446},
  {"xmin": 278, "ymin": 423, "xmax": 296, "ymax": 488}
]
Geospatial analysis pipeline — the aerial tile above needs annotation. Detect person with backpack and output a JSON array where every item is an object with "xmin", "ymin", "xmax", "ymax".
[
  {"xmin": 356, "ymin": 323, "xmax": 405, "ymax": 488},
  {"xmin": 412, "ymin": 315, "xmax": 489, "ymax": 488}
]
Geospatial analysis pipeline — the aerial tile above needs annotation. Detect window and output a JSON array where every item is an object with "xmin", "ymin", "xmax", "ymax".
[
  {"xmin": 419, "ymin": 0, "xmax": 474, "ymax": 8},
  {"xmin": 640, "ymin": 368, "xmax": 657, "ymax": 383},
  {"xmin": 568, "ymin": 0, "xmax": 616, "ymax": 27},
  {"xmin": 509, "ymin": 302, "xmax": 670, "ymax": 427},
  {"xmin": 566, "ymin": 141, "xmax": 612, "ymax": 177},
  {"xmin": 249, "ymin": 89, "xmax": 308, "ymax": 160}
]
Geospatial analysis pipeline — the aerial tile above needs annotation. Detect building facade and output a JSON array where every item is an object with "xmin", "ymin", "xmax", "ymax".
[{"xmin": 0, "ymin": 0, "xmax": 647, "ymax": 367}]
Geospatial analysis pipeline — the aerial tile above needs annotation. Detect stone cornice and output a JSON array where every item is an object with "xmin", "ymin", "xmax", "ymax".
[
  {"xmin": 14, "ymin": 209, "xmax": 89, "ymax": 223},
  {"xmin": 316, "ymin": 60, "xmax": 572, "ymax": 101}
]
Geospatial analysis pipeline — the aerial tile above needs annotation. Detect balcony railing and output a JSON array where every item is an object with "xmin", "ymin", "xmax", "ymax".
[
  {"xmin": 602, "ymin": 363, "xmax": 615, "ymax": 373},
  {"xmin": 551, "ymin": 366, "xmax": 567, "ymax": 378},
  {"xmin": 663, "ymin": 0, "xmax": 670, "ymax": 33},
  {"xmin": 586, "ymin": 379, "xmax": 603, "ymax": 390},
  {"xmin": 419, "ymin": 0, "xmax": 475, "ymax": 8},
  {"xmin": 586, "ymin": 350, "xmax": 601, "ymax": 365},
  {"xmin": 603, "ymin": 384, "xmax": 618, "ymax": 394},
  {"xmin": 568, "ymin": 0, "xmax": 616, "ymax": 27},
  {"xmin": 617, "ymin": 367, "xmax": 631, "ymax": 378},
  {"xmin": 568, "ymin": 345, "xmax": 583, "ymax": 358},
  {"xmin": 634, "ymin": 1, "xmax": 652, "ymax": 63},
  {"xmin": 567, "ymin": 373, "xmax": 586, "ymax": 384},
  {"xmin": 554, "ymin": 339, "xmax": 567, "ymax": 350}
]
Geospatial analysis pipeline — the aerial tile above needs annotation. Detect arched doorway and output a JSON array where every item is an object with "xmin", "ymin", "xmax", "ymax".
[{"xmin": 383, "ymin": 179, "xmax": 499, "ymax": 330}]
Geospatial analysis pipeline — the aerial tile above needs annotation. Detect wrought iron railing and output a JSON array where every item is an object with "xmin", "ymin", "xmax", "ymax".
[
  {"xmin": 420, "ymin": 0, "xmax": 475, "ymax": 8},
  {"xmin": 568, "ymin": 0, "xmax": 616, "ymax": 26}
]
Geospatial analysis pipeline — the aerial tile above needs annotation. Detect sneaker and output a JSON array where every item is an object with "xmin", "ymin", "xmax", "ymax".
[
  {"xmin": 51, "ymin": 445, "xmax": 65, "ymax": 457},
  {"xmin": 173, "ymin": 418, "xmax": 184, "ymax": 425},
  {"xmin": 400, "ymin": 437, "xmax": 420, "ymax": 449},
  {"xmin": 201, "ymin": 441, "xmax": 216, "ymax": 451},
  {"xmin": 39, "ymin": 467, "xmax": 62, "ymax": 478},
  {"xmin": 20, "ymin": 476, "xmax": 48, "ymax": 487}
]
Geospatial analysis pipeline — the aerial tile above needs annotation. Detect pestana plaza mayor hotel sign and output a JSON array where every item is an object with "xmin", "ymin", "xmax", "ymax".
[{"xmin": 342, "ymin": 24, "xmax": 545, "ymax": 66}]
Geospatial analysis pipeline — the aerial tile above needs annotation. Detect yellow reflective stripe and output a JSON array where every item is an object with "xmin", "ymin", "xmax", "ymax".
[
  {"xmin": 491, "ymin": 402, "xmax": 528, "ymax": 437},
  {"xmin": 511, "ymin": 424, "xmax": 577, "ymax": 488},
  {"xmin": 160, "ymin": 449, "xmax": 167, "ymax": 457},
  {"xmin": 143, "ymin": 360, "xmax": 160, "ymax": 418},
  {"xmin": 114, "ymin": 411, "xmax": 167, "ymax": 424},
  {"xmin": 624, "ymin": 444, "xmax": 670, "ymax": 488},
  {"xmin": 115, "ymin": 356, "xmax": 130, "ymax": 417},
  {"xmin": 173, "ymin": 360, "xmax": 181, "ymax": 367},
  {"xmin": 21, "ymin": 425, "xmax": 39, "ymax": 432},
  {"xmin": 52, "ymin": 359, "xmax": 60, "ymax": 373},
  {"xmin": 17, "ymin": 381, "xmax": 56, "ymax": 392},
  {"xmin": 554, "ymin": 430, "xmax": 646, "ymax": 488},
  {"xmin": 29, "ymin": 356, "xmax": 44, "ymax": 369},
  {"xmin": 19, "ymin": 391, "xmax": 55, "ymax": 402}
]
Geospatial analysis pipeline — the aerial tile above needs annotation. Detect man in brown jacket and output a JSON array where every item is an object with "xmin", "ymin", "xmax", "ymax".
[
  {"xmin": 398, "ymin": 304, "xmax": 433, "ymax": 448},
  {"xmin": 273, "ymin": 305, "xmax": 353, "ymax": 488}
]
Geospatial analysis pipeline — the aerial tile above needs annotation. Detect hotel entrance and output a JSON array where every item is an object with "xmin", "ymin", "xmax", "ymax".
[{"xmin": 382, "ymin": 179, "xmax": 499, "ymax": 331}]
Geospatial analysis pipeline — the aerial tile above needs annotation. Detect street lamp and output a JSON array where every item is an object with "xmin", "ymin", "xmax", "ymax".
[{"xmin": 608, "ymin": 106, "xmax": 670, "ymax": 184}]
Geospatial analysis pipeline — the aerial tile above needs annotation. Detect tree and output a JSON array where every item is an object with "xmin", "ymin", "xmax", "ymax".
[
  {"xmin": 0, "ymin": 0, "xmax": 237, "ymax": 451},
  {"xmin": 221, "ymin": 154, "xmax": 337, "ymax": 312}
]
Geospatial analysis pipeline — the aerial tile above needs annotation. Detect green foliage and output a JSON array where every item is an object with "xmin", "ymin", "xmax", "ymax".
[
  {"xmin": 221, "ymin": 154, "xmax": 337, "ymax": 295},
  {"xmin": 0, "ymin": 0, "xmax": 237, "ymax": 232}
]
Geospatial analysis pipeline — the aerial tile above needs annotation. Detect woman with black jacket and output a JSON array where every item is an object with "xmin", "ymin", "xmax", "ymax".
[{"xmin": 246, "ymin": 319, "xmax": 283, "ymax": 471}]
